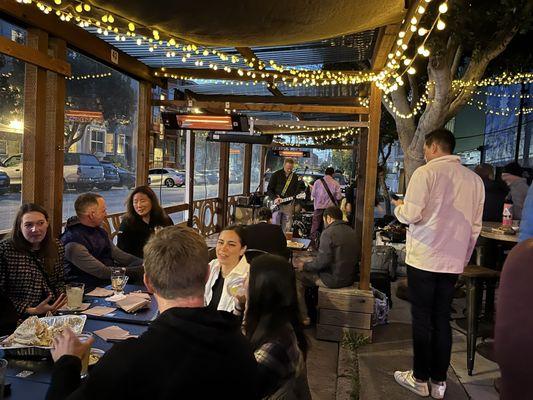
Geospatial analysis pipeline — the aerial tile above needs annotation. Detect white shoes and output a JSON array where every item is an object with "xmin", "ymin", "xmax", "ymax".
[
  {"xmin": 394, "ymin": 370, "xmax": 430, "ymax": 397},
  {"xmin": 430, "ymin": 380, "xmax": 446, "ymax": 399},
  {"xmin": 394, "ymin": 370, "xmax": 447, "ymax": 398}
]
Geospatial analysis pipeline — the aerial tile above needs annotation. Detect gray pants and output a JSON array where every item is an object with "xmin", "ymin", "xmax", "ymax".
[{"xmin": 272, "ymin": 203, "xmax": 294, "ymax": 232}]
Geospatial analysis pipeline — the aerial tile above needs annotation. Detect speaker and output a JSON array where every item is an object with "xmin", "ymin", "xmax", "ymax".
[
  {"xmin": 161, "ymin": 112, "xmax": 180, "ymax": 129},
  {"xmin": 207, "ymin": 132, "xmax": 273, "ymax": 144},
  {"xmin": 234, "ymin": 205, "xmax": 260, "ymax": 225}
]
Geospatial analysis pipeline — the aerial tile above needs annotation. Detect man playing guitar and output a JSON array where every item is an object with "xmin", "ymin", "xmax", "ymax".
[{"xmin": 266, "ymin": 158, "xmax": 304, "ymax": 232}]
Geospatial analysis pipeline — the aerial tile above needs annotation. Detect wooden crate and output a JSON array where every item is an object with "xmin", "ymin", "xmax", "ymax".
[
  {"xmin": 318, "ymin": 309, "xmax": 372, "ymax": 330},
  {"xmin": 316, "ymin": 323, "xmax": 373, "ymax": 342},
  {"xmin": 318, "ymin": 286, "xmax": 374, "ymax": 314}
]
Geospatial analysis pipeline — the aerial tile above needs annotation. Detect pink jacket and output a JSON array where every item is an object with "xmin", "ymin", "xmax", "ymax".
[{"xmin": 394, "ymin": 155, "xmax": 485, "ymax": 274}]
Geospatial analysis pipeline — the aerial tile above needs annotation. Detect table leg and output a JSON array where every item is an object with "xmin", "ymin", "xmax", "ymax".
[{"xmin": 466, "ymin": 277, "xmax": 478, "ymax": 376}]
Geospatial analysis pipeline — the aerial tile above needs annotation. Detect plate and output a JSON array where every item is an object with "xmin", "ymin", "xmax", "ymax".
[{"xmin": 89, "ymin": 348, "xmax": 105, "ymax": 366}]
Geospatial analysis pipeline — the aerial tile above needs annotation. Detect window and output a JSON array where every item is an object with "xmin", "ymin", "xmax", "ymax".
[
  {"xmin": 0, "ymin": 18, "xmax": 26, "ymax": 231},
  {"xmin": 62, "ymin": 49, "xmax": 139, "ymax": 221},
  {"xmin": 229, "ymin": 143, "xmax": 245, "ymax": 196},
  {"xmin": 250, "ymin": 145, "xmax": 262, "ymax": 193},
  {"xmin": 194, "ymin": 131, "xmax": 220, "ymax": 200}
]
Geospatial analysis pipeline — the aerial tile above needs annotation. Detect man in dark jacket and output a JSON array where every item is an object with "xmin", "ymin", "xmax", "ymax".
[
  {"xmin": 266, "ymin": 158, "xmax": 305, "ymax": 232},
  {"xmin": 293, "ymin": 206, "xmax": 359, "ymax": 323},
  {"xmin": 46, "ymin": 226, "xmax": 258, "ymax": 400},
  {"xmin": 474, "ymin": 163, "xmax": 508, "ymax": 222},
  {"xmin": 244, "ymin": 207, "xmax": 290, "ymax": 260},
  {"xmin": 61, "ymin": 193, "xmax": 143, "ymax": 288}
]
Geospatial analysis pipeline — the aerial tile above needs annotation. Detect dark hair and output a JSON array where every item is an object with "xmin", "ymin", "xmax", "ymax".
[
  {"xmin": 9, "ymin": 203, "xmax": 59, "ymax": 273},
  {"xmin": 221, "ymin": 224, "xmax": 247, "ymax": 247},
  {"xmin": 144, "ymin": 226, "xmax": 208, "ymax": 299},
  {"xmin": 424, "ymin": 128, "xmax": 455, "ymax": 154},
  {"xmin": 325, "ymin": 167, "xmax": 335, "ymax": 176},
  {"xmin": 324, "ymin": 206, "xmax": 343, "ymax": 221},
  {"xmin": 474, "ymin": 163, "xmax": 494, "ymax": 180},
  {"xmin": 257, "ymin": 207, "xmax": 272, "ymax": 222},
  {"xmin": 502, "ymin": 162, "xmax": 524, "ymax": 177},
  {"xmin": 284, "ymin": 158, "xmax": 295, "ymax": 165},
  {"xmin": 123, "ymin": 185, "xmax": 169, "ymax": 226},
  {"xmin": 74, "ymin": 192, "xmax": 103, "ymax": 216},
  {"xmin": 245, "ymin": 254, "xmax": 308, "ymax": 357}
]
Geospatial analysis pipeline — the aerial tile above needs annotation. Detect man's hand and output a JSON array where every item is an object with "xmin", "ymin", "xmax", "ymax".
[
  {"xmin": 391, "ymin": 198, "xmax": 404, "ymax": 207},
  {"xmin": 51, "ymin": 327, "xmax": 94, "ymax": 362},
  {"xmin": 274, "ymin": 196, "xmax": 282, "ymax": 205},
  {"xmin": 27, "ymin": 294, "xmax": 67, "ymax": 315}
]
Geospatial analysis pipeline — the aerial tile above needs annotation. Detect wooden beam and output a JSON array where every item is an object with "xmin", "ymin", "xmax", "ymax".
[
  {"xmin": 0, "ymin": 0, "xmax": 162, "ymax": 85},
  {"xmin": 184, "ymin": 91, "xmax": 365, "ymax": 106},
  {"xmin": 0, "ymin": 34, "xmax": 70, "ymax": 76},
  {"xmin": 243, "ymin": 144, "xmax": 252, "ymax": 196},
  {"xmin": 22, "ymin": 28, "xmax": 48, "ymax": 204},
  {"xmin": 218, "ymin": 142, "xmax": 230, "ymax": 229},
  {"xmin": 154, "ymin": 99, "xmax": 369, "ymax": 115},
  {"xmin": 371, "ymin": 24, "xmax": 401, "ymax": 70},
  {"xmin": 136, "ymin": 81, "xmax": 152, "ymax": 186},
  {"xmin": 186, "ymin": 130, "xmax": 195, "ymax": 226},
  {"xmin": 259, "ymin": 146, "xmax": 268, "ymax": 195},
  {"xmin": 254, "ymin": 119, "xmax": 369, "ymax": 128},
  {"xmin": 359, "ymin": 84, "xmax": 382, "ymax": 291},
  {"xmin": 43, "ymin": 37, "xmax": 67, "ymax": 237}
]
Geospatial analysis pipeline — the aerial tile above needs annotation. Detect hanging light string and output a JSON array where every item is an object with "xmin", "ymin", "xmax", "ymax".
[{"xmin": 66, "ymin": 72, "xmax": 112, "ymax": 80}]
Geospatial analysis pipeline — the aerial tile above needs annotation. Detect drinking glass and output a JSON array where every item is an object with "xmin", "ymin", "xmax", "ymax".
[
  {"xmin": 285, "ymin": 230, "xmax": 293, "ymax": 241},
  {"xmin": 0, "ymin": 359, "xmax": 7, "ymax": 400},
  {"xmin": 77, "ymin": 333, "xmax": 93, "ymax": 378},
  {"xmin": 110, "ymin": 267, "xmax": 128, "ymax": 295},
  {"xmin": 226, "ymin": 275, "xmax": 246, "ymax": 298},
  {"xmin": 65, "ymin": 283, "xmax": 85, "ymax": 310}
]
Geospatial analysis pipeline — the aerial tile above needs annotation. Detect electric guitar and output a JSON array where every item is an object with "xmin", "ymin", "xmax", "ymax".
[{"xmin": 265, "ymin": 192, "xmax": 306, "ymax": 212}]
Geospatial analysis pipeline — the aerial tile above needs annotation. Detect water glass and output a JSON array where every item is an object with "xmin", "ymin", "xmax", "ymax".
[
  {"xmin": 77, "ymin": 333, "xmax": 93, "ymax": 378},
  {"xmin": 111, "ymin": 267, "xmax": 128, "ymax": 295},
  {"xmin": 65, "ymin": 283, "xmax": 85, "ymax": 309}
]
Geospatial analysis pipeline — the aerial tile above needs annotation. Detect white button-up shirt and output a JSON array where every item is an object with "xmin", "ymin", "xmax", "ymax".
[
  {"xmin": 204, "ymin": 255, "xmax": 249, "ymax": 313},
  {"xmin": 394, "ymin": 155, "xmax": 485, "ymax": 274}
]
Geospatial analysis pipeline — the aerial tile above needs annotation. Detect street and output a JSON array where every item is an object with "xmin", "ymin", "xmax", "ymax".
[{"xmin": 0, "ymin": 182, "xmax": 249, "ymax": 232}]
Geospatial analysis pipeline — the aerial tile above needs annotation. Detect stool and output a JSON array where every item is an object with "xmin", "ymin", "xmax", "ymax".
[{"xmin": 461, "ymin": 265, "xmax": 500, "ymax": 375}]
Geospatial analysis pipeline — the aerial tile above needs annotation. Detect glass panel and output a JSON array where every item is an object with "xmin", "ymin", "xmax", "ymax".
[
  {"xmin": 62, "ymin": 49, "xmax": 138, "ymax": 221},
  {"xmin": 250, "ymin": 144, "xmax": 262, "ymax": 193},
  {"xmin": 0, "ymin": 19, "xmax": 26, "ymax": 231},
  {"xmin": 193, "ymin": 131, "xmax": 220, "ymax": 200},
  {"xmin": 229, "ymin": 143, "xmax": 245, "ymax": 196}
]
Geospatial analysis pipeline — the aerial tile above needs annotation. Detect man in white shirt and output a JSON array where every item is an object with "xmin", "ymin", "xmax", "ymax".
[{"xmin": 392, "ymin": 129, "xmax": 484, "ymax": 399}]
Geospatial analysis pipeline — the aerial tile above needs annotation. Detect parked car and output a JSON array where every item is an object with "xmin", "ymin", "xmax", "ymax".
[
  {"xmin": 148, "ymin": 168, "xmax": 185, "ymax": 187},
  {"xmin": 97, "ymin": 161, "xmax": 121, "ymax": 191},
  {"xmin": 0, "ymin": 152, "xmax": 105, "ymax": 192},
  {"xmin": 0, "ymin": 171, "xmax": 10, "ymax": 195},
  {"xmin": 115, "ymin": 166, "xmax": 136, "ymax": 189}
]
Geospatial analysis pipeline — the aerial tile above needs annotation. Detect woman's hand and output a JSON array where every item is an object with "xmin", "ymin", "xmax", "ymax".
[{"xmin": 27, "ymin": 293, "xmax": 67, "ymax": 315}]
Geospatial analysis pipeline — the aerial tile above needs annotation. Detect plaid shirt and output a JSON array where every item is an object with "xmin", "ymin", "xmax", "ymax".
[{"xmin": 0, "ymin": 239, "xmax": 65, "ymax": 316}]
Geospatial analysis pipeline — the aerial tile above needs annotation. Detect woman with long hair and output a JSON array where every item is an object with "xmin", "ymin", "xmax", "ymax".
[
  {"xmin": 0, "ymin": 203, "xmax": 66, "ymax": 319},
  {"xmin": 205, "ymin": 225, "xmax": 249, "ymax": 313},
  {"xmin": 245, "ymin": 254, "xmax": 311, "ymax": 399},
  {"xmin": 117, "ymin": 185, "xmax": 173, "ymax": 257}
]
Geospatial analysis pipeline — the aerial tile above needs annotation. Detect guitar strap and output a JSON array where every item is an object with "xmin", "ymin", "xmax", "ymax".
[
  {"xmin": 280, "ymin": 172, "xmax": 294, "ymax": 197},
  {"xmin": 320, "ymin": 178, "xmax": 338, "ymax": 206}
]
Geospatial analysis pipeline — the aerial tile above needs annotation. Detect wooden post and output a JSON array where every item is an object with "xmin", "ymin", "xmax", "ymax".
[
  {"xmin": 218, "ymin": 142, "xmax": 230, "ymax": 228},
  {"xmin": 359, "ymin": 84, "xmax": 382, "ymax": 291},
  {"xmin": 186, "ymin": 130, "xmax": 195, "ymax": 226},
  {"xmin": 136, "ymin": 81, "xmax": 152, "ymax": 186},
  {"xmin": 22, "ymin": 28, "xmax": 48, "ymax": 204},
  {"xmin": 243, "ymin": 143, "xmax": 252, "ymax": 196},
  {"xmin": 43, "ymin": 37, "xmax": 66, "ymax": 237},
  {"xmin": 259, "ymin": 146, "xmax": 268, "ymax": 194},
  {"xmin": 354, "ymin": 128, "xmax": 367, "ymax": 254}
]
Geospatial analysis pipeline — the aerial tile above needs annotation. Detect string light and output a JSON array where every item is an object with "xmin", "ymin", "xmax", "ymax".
[{"xmin": 66, "ymin": 72, "xmax": 112, "ymax": 80}]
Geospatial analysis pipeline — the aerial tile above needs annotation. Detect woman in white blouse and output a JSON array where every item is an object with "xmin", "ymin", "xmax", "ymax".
[{"xmin": 205, "ymin": 225, "xmax": 249, "ymax": 312}]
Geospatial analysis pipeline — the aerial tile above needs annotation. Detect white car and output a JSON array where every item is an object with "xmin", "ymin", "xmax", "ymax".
[{"xmin": 148, "ymin": 168, "xmax": 185, "ymax": 187}]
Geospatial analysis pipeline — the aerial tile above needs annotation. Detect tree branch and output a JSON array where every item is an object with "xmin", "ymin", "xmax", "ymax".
[
  {"xmin": 450, "ymin": 45, "xmax": 463, "ymax": 80},
  {"xmin": 408, "ymin": 74, "xmax": 420, "ymax": 109}
]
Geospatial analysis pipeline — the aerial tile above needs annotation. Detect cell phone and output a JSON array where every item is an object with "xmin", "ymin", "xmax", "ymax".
[{"xmin": 390, "ymin": 193, "xmax": 400, "ymax": 201}]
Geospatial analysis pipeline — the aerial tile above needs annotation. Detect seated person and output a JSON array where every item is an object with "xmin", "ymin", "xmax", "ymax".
[
  {"xmin": 501, "ymin": 162, "xmax": 529, "ymax": 220},
  {"xmin": 0, "ymin": 203, "xmax": 66, "ymax": 321},
  {"xmin": 205, "ymin": 225, "xmax": 249, "ymax": 313},
  {"xmin": 293, "ymin": 206, "xmax": 359, "ymax": 324},
  {"xmin": 474, "ymin": 163, "xmax": 508, "ymax": 222},
  {"xmin": 61, "ymin": 193, "xmax": 143, "ymax": 288},
  {"xmin": 117, "ymin": 185, "xmax": 173, "ymax": 258},
  {"xmin": 244, "ymin": 207, "xmax": 289, "ymax": 259},
  {"xmin": 46, "ymin": 226, "xmax": 258, "ymax": 400},
  {"xmin": 245, "ymin": 254, "xmax": 311, "ymax": 399}
]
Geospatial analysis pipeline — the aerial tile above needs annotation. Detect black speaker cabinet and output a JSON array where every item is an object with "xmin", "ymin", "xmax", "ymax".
[{"xmin": 233, "ymin": 205, "xmax": 261, "ymax": 225}]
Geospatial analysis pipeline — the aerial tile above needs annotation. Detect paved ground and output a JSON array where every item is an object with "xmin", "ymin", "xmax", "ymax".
[{"xmin": 307, "ymin": 329, "xmax": 339, "ymax": 400}]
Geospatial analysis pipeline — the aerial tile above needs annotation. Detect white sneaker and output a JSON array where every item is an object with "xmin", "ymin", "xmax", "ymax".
[
  {"xmin": 394, "ymin": 370, "xmax": 430, "ymax": 397},
  {"xmin": 430, "ymin": 381, "xmax": 446, "ymax": 399}
]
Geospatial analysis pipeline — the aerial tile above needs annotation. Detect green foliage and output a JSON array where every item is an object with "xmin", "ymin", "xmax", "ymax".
[
  {"xmin": 341, "ymin": 331, "xmax": 370, "ymax": 352},
  {"xmin": 0, "ymin": 54, "xmax": 24, "ymax": 125}
]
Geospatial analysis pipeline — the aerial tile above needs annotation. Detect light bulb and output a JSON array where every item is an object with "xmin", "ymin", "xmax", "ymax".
[
  {"xmin": 410, "ymin": 25, "xmax": 417, "ymax": 32},
  {"xmin": 399, "ymin": 31, "xmax": 406, "ymax": 38},
  {"xmin": 418, "ymin": 6, "xmax": 426, "ymax": 13},
  {"xmin": 423, "ymin": 49, "xmax": 431, "ymax": 57},
  {"xmin": 83, "ymin": 4, "xmax": 91, "ymax": 11},
  {"xmin": 437, "ymin": 19, "xmax": 446, "ymax": 30},
  {"xmin": 439, "ymin": 2, "xmax": 448, "ymax": 13},
  {"xmin": 75, "ymin": 4, "xmax": 82, "ymax": 12},
  {"xmin": 108, "ymin": 15, "xmax": 114, "ymax": 23},
  {"xmin": 417, "ymin": 46, "xmax": 425, "ymax": 55},
  {"xmin": 418, "ymin": 27, "xmax": 428, "ymax": 36},
  {"xmin": 411, "ymin": 17, "xmax": 418, "ymax": 24},
  {"xmin": 408, "ymin": 67, "xmax": 416, "ymax": 75},
  {"xmin": 128, "ymin": 22, "xmax": 135, "ymax": 31}
]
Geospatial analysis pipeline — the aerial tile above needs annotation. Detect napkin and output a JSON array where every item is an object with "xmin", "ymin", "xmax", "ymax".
[
  {"xmin": 93, "ymin": 325, "xmax": 137, "ymax": 342},
  {"xmin": 129, "ymin": 292, "xmax": 151, "ymax": 301},
  {"xmin": 58, "ymin": 303, "xmax": 91, "ymax": 312},
  {"xmin": 105, "ymin": 293, "xmax": 127, "ymax": 302},
  {"xmin": 82, "ymin": 306, "xmax": 117, "ymax": 316},
  {"xmin": 116, "ymin": 295, "xmax": 150, "ymax": 313},
  {"xmin": 86, "ymin": 287, "xmax": 114, "ymax": 297}
]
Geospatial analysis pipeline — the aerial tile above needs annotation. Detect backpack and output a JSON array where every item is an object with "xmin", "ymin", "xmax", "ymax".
[{"xmin": 370, "ymin": 245, "xmax": 398, "ymax": 281}]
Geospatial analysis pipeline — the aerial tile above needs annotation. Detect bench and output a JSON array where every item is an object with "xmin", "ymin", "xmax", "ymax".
[{"xmin": 316, "ymin": 285, "xmax": 374, "ymax": 342}]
